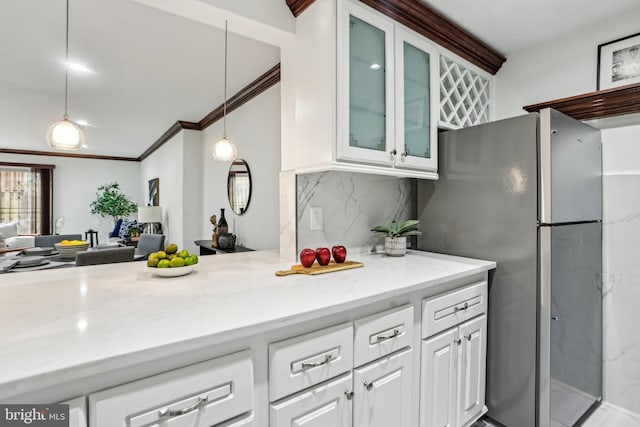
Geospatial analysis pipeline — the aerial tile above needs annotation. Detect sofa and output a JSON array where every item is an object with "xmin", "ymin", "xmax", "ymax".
[{"xmin": 0, "ymin": 222, "xmax": 35, "ymax": 249}]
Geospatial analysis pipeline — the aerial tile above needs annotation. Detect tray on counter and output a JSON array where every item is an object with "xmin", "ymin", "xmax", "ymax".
[{"xmin": 276, "ymin": 260, "xmax": 364, "ymax": 276}]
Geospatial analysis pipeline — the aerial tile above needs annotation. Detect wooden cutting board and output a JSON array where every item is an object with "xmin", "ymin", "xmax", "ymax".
[{"xmin": 276, "ymin": 260, "xmax": 364, "ymax": 276}]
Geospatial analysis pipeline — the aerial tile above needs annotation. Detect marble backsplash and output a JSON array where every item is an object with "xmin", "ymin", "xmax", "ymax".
[
  {"xmin": 603, "ymin": 174, "xmax": 640, "ymax": 415},
  {"xmin": 297, "ymin": 171, "xmax": 415, "ymax": 254}
]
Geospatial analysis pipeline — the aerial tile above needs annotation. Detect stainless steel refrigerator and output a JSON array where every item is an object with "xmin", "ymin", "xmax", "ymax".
[{"xmin": 417, "ymin": 109, "xmax": 602, "ymax": 427}]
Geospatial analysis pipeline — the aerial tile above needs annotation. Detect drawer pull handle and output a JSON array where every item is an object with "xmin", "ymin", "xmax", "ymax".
[
  {"xmin": 345, "ymin": 390, "xmax": 354, "ymax": 400},
  {"xmin": 158, "ymin": 395, "xmax": 208, "ymax": 419},
  {"xmin": 454, "ymin": 338, "xmax": 462, "ymax": 345},
  {"xmin": 301, "ymin": 354, "xmax": 334, "ymax": 369},
  {"xmin": 364, "ymin": 381, "xmax": 374, "ymax": 391},
  {"xmin": 375, "ymin": 328, "xmax": 400, "ymax": 343},
  {"xmin": 454, "ymin": 302, "xmax": 469, "ymax": 312}
]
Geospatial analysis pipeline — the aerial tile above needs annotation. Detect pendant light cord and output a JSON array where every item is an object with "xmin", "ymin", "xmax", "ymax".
[
  {"xmin": 64, "ymin": 0, "xmax": 70, "ymax": 117},
  {"xmin": 223, "ymin": 20, "xmax": 228, "ymax": 138}
]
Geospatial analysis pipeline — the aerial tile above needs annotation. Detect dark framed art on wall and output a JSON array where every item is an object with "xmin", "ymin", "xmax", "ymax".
[
  {"xmin": 598, "ymin": 32, "xmax": 640, "ymax": 90},
  {"xmin": 148, "ymin": 178, "xmax": 159, "ymax": 206}
]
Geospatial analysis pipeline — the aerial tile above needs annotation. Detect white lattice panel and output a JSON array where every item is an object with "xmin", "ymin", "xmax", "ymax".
[{"xmin": 439, "ymin": 56, "xmax": 491, "ymax": 128}]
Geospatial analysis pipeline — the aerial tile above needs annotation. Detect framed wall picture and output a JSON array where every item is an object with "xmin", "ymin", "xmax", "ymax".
[
  {"xmin": 597, "ymin": 33, "xmax": 640, "ymax": 90},
  {"xmin": 148, "ymin": 178, "xmax": 159, "ymax": 206}
]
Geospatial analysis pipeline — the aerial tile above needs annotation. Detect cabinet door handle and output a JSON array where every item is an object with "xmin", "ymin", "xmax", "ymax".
[
  {"xmin": 158, "ymin": 395, "xmax": 208, "ymax": 419},
  {"xmin": 345, "ymin": 390, "xmax": 354, "ymax": 400},
  {"xmin": 454, "ymin": 338, "xmax": 462, "ymax": 345},
  {"xmin": 364, "ymin": 381, "xmax": 374, "ymax": 391},
  {"xmin": 375, "ymin": 328, "xmax": 400, "ymax": 343},
  {"xmin": 401, "ymin": 151, "xmax": 408, "ymax": 157},
  {"xmin": 390, "ymin": 149, "xmax": 397, "ymax": 156},
  {"xmin": 465, "ymin": 334, "xmax": 472, "ymax": 341},
  {"xmin": 301, "ymin": 354, "xmax": 334, "ymax": 369},
  {"xmin": 454, "ymin": 302, "xmax": 469, "ymax": 312}
]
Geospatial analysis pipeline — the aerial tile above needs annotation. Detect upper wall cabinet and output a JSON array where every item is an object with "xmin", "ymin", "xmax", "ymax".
[
  {"xmin": 291, "ymin": 0, "xmax": 439, "ymax": 179},
  {"xmin": 337, "ymin": 1, "xmax": 438, "ymax": 173},
  {"xmin": 290, "ymin": 0, "xmax": 492, "ymax": 179}
]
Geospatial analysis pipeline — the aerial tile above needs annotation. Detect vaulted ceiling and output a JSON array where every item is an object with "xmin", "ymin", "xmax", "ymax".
[{"xmin": 0, "ymin": 0, "xmax": 280, "ymax": 158}]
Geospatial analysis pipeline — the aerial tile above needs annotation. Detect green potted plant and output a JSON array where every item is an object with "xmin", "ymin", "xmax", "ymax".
[
  {"xmin": 90, "ymin": 182, "xmax": 138, "ymax": 225},
  {"xmin": 370, "ymin": 219, "xmax": 421, "ymax": 257}
]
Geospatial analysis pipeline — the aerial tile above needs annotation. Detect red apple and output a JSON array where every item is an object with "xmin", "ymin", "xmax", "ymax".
[
  {"xmin": 332, "ymin": 245, "xmax": 347, "ymax": 263},
  {"xmin": 299, "ymin": 248, "xmax": 316, "ymax": 268},
  {"xmin": 316, "ymin": 247, "xmax": 331, "ymax": 266}
]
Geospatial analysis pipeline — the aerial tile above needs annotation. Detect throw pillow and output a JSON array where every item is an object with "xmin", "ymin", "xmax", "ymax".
[
  {"xmin": 111, "ymin": 218, "xmax": 123, "ymax": 238},
  {"xmin": 118, "ymin": 219, "xmax": 138, "ymax": 240},
  {"xmin": 0, "ymin": 222, "xmax": 18, "ymax": 238},
  {"xmin": 0, "ymin": 232, "xmax": 5, "ymax": 249}
]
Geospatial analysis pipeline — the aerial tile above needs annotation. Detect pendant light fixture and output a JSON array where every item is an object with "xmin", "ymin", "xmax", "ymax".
[
  {"xmin": 212, "ymin": 21, "xmax": 238, "ymax": 161},
  {"xmin": 46, "ymin": 0, "xmax": 85, "ymax": 151}
]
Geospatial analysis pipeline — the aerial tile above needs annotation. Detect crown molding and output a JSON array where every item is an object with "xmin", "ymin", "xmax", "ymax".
[
  {"xmin": 199, "ymin": 63, "xmax": 281, "ymax": 129},
  {"xmin": 0, "ymin": 148, "xmax": 139, "ymax": 162},
  {"xmin": 286, "ymin": 0, "xmax": 316, "ymax": 17},
  {"xmin": 285, "ymin": 0, "xmax": 505, "ymax": 75},
  {"xmin": 139, "ymin": 63, "xmax": 281, "ymax": 161}
]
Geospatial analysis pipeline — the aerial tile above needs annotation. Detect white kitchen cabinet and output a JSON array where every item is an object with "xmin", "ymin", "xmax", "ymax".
[
  {"xmin": 457, "ymin": 315, "xmax": 487, "ymax": 427},
  {"xmin": 394, "ymin": 26, "xmax": 439, "ymax": 171},
  {"xmin": 270, "ymin": 372, "xmax": 353, "ymax": 427},
  {"xmin": 89, "ymin": 350, "xmax": 253, "ymax": 427},
  {"xmin": 421, "ymin": 280, "xmax": 488, "ymax": 427},
  {"xmin": 420, "ymin": 316, "xmax": 487, "ymax": 427},
  {"xmin": 291, "ymin": 0, "xmax": 439, "ymax": 179},
  {"xmin": 421, "ymin": 327, "xmax": 458, "ymax": 427},
  {"xmin": 336, "ymin": 0, "xmax": 438, "ymax": 174},
  {"xmin": 337, "ymin": 0, "xmax": 395, "ymax": 166},
  {"xmin": 353, "ymin": 347, "xmax": 413, "ymax": 427}
]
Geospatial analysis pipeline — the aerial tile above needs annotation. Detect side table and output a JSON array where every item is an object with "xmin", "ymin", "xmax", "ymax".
[{"xmin": 194, "ymin": 240, "xmax": 254, "ymax": 256}]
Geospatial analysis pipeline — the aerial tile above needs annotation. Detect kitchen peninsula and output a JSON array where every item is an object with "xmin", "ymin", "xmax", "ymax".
[{"xmin": 1, "ymin": 250, "xmax": 494, "ymax": 426}]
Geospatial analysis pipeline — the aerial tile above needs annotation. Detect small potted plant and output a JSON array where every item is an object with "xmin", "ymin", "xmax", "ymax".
[{"xmin": 370, "ymin": 219, "xmax": 421, "ymax": 257}]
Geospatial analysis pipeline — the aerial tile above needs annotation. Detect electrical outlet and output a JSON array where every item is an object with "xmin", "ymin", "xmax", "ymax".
[{"xmin": 310, "ymin": 207, "xmax": 323, "ymax": 231}]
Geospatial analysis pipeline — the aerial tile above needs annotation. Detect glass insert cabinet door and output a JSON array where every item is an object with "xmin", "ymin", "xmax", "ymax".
[
  {"xmin": 337, "ymin": 1, "xmax": 395, "ymax": 165},
  {"xmin": 395, "ymin": 27, "xmax": 438, "ymax": 171}
]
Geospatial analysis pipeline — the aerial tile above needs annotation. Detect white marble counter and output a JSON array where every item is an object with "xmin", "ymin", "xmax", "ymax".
[{"xmin": 0, "ymin": 249, "xmax": 494, "ymax": 399}]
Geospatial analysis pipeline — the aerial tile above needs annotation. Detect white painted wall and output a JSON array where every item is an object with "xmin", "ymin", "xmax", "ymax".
[
  {"xmin": 140, "ymin": 132, "xmax": 183, "ymax": 249},
  {"xmin": 494, "ymin": 14, "xmax": 640, "ymax": 415},
  {"xmin": 602, "ymin": 125, "xmax": 640, "ymax": 175},
  {"xmin": 0, "ymin": 153, "xmax": 141, "ymax": 242},
  {"xmin": 494, "ymin": 5, "xmax": 640, "ymax": 120},
  {"xmin": 201, "ymin": 84, "xmax": 281, "ymax": 251}
]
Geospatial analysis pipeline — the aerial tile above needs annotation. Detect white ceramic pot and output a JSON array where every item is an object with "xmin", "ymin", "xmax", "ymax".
[{"xmin": 385, "ymin": 236, "xmax": 407, "ymax": 257}]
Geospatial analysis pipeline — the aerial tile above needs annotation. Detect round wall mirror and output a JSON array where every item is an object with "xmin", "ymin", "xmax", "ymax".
[{"xmin": 227, "ymin": 159, "xmax": 252, "ymax": 215}]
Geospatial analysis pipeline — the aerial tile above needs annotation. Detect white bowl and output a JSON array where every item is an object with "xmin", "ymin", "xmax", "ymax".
[
  {"xmin": 54, "ymin": 241, "xmax": 90, "ymax": 260},
  {"xmin": 148, "ymin": 264, "xmax": 197, "ymax": 277}
]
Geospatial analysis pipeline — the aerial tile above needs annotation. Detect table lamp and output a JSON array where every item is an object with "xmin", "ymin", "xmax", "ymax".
[{"xmin": 138, "ymin": 206, "xmax": 163, "ymax": 234}]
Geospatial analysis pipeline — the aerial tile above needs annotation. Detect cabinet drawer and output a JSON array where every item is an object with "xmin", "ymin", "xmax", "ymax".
[
  {"xmin": 354, "ymin": 305, "xmax": 413, "ymax": 367},
  {"xmin": 422, "ymin": 281, "xmax": 487, "ymax": 338},
  {"xmin": 89, "ymin": 350, "xmax": 253, "ymax": 427},
  {"xmin": 270, "ymin": 372, "xmax": 352, "ymax": 427},
  {"xmin": 269, "ymin": 322, "xmax": 353, "ymax": 402}
]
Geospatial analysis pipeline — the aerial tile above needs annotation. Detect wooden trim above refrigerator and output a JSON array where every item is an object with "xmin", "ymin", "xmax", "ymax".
[{"xmin": 523, "ymin": 83, "xmax": 640, "ymax": 121}]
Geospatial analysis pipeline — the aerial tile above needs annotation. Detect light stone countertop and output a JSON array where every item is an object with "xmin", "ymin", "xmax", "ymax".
[{"xmin": 0, "ymin": 249, "xmax": 495, "ymax": 399}]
